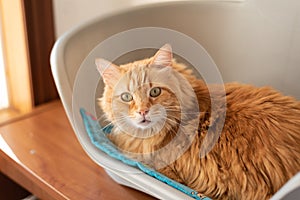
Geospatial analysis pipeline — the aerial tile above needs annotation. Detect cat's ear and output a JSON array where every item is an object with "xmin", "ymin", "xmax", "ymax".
[
  {"xmin": 95, "ymin": 58, "xmax": 121, "ymax": 87},
  {"xmin": 152, "ymin": 44, "xmax": 173, "ymax": 67}
]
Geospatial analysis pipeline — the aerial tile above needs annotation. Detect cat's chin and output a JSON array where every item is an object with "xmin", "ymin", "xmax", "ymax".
[{"xmin": 136, "ymin": 120, "xmax": 152, "ymax": 129}]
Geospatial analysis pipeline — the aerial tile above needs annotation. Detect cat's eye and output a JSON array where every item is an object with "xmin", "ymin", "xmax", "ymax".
[
  {"xmin": 121, "ymin": 92, "xmax": 133, "ymax": 102},
  {"xmin": 150, "ymin": 87, "xmax": 161, "ymax": 97}
]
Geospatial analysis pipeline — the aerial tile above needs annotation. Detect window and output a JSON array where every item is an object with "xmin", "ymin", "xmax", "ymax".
[
  {"xmin": 0, "ymin": 26, "xmax": 9, "ymax": 109},
  {"xmin": 0, "ymin": 0, "xmax": 33, "ymax": 124}
]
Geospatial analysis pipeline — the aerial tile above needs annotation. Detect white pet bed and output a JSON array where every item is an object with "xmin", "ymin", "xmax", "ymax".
[{"xmin": 51, "ymin": 1, "xmax": 300, "ymax": 199}]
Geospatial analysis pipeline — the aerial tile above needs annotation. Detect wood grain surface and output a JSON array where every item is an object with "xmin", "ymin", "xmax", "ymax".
[{"xmin": 0, "ymin": 101, "xmax": 156, "ymax": 200}]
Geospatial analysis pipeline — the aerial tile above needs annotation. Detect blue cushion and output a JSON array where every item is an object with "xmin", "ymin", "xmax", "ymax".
[{"xmin": 80, "ymin": 108, "xmax": 210, "ymax": 200}]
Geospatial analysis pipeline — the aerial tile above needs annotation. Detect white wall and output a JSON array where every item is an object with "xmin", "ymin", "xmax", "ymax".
[{"xmin": 52, "ymin": 0, "xmax": 180, "ymax": 38}]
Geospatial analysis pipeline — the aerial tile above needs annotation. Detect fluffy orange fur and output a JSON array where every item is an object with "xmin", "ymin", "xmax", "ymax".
[{"xmin": 96, "ymin": 44, "xmax": 300, "ymax": 199}]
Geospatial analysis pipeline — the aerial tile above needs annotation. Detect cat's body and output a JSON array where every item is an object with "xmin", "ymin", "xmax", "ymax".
[{"xmin": 96, "ymin": 44, "xmax": 300, "ymax": 199}]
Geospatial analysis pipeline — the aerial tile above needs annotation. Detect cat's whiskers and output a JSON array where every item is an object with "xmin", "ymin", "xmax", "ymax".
[
  {"xmin": 113, "ymin": 116, "xmax": 128, "ymax": 126},
  {"xmin": 97, "ymin": 115, "xmax": 109, "ymax": 122},
  {"xmin": 163, "ymin": 115, "xmax": 202, "ymax": 129},
  {"xmin": 113, "ymin": 120, "xmax": 129, "ymax": 132},
  {"xmin": 164, "ymin": 109, "xmax": 209, "ymax": 115},
  {"xmin": 113, "ymin": 118, "xmax": 127, "ymax": 124},
  {"xmin": 164, "ymin": 117, "xmax": 181, "ymax": 125}
]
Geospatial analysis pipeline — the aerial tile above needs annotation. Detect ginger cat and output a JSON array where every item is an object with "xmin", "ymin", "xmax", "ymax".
[{"xmin": 96, "ymin": 44, "xmax": 300, "ymax": 199}]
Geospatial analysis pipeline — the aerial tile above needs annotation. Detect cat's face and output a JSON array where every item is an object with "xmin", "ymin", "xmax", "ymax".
[
  {"xmin": 96, "ymin": 44, "xmax": 196, "ymax": 137},
  {"xmin": 109, "ymin": 64, "xmax": 180, "ymax": 135}
]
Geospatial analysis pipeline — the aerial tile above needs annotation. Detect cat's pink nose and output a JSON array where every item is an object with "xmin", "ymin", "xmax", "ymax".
[{"xmin": 138, "ymin": 109, "xmax": 149, "ymax": 116}]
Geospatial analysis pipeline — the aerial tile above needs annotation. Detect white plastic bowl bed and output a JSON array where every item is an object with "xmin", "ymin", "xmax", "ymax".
[{"xmin": 51, "ymin": 1, "xmax": 300, "ymax": 199}]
